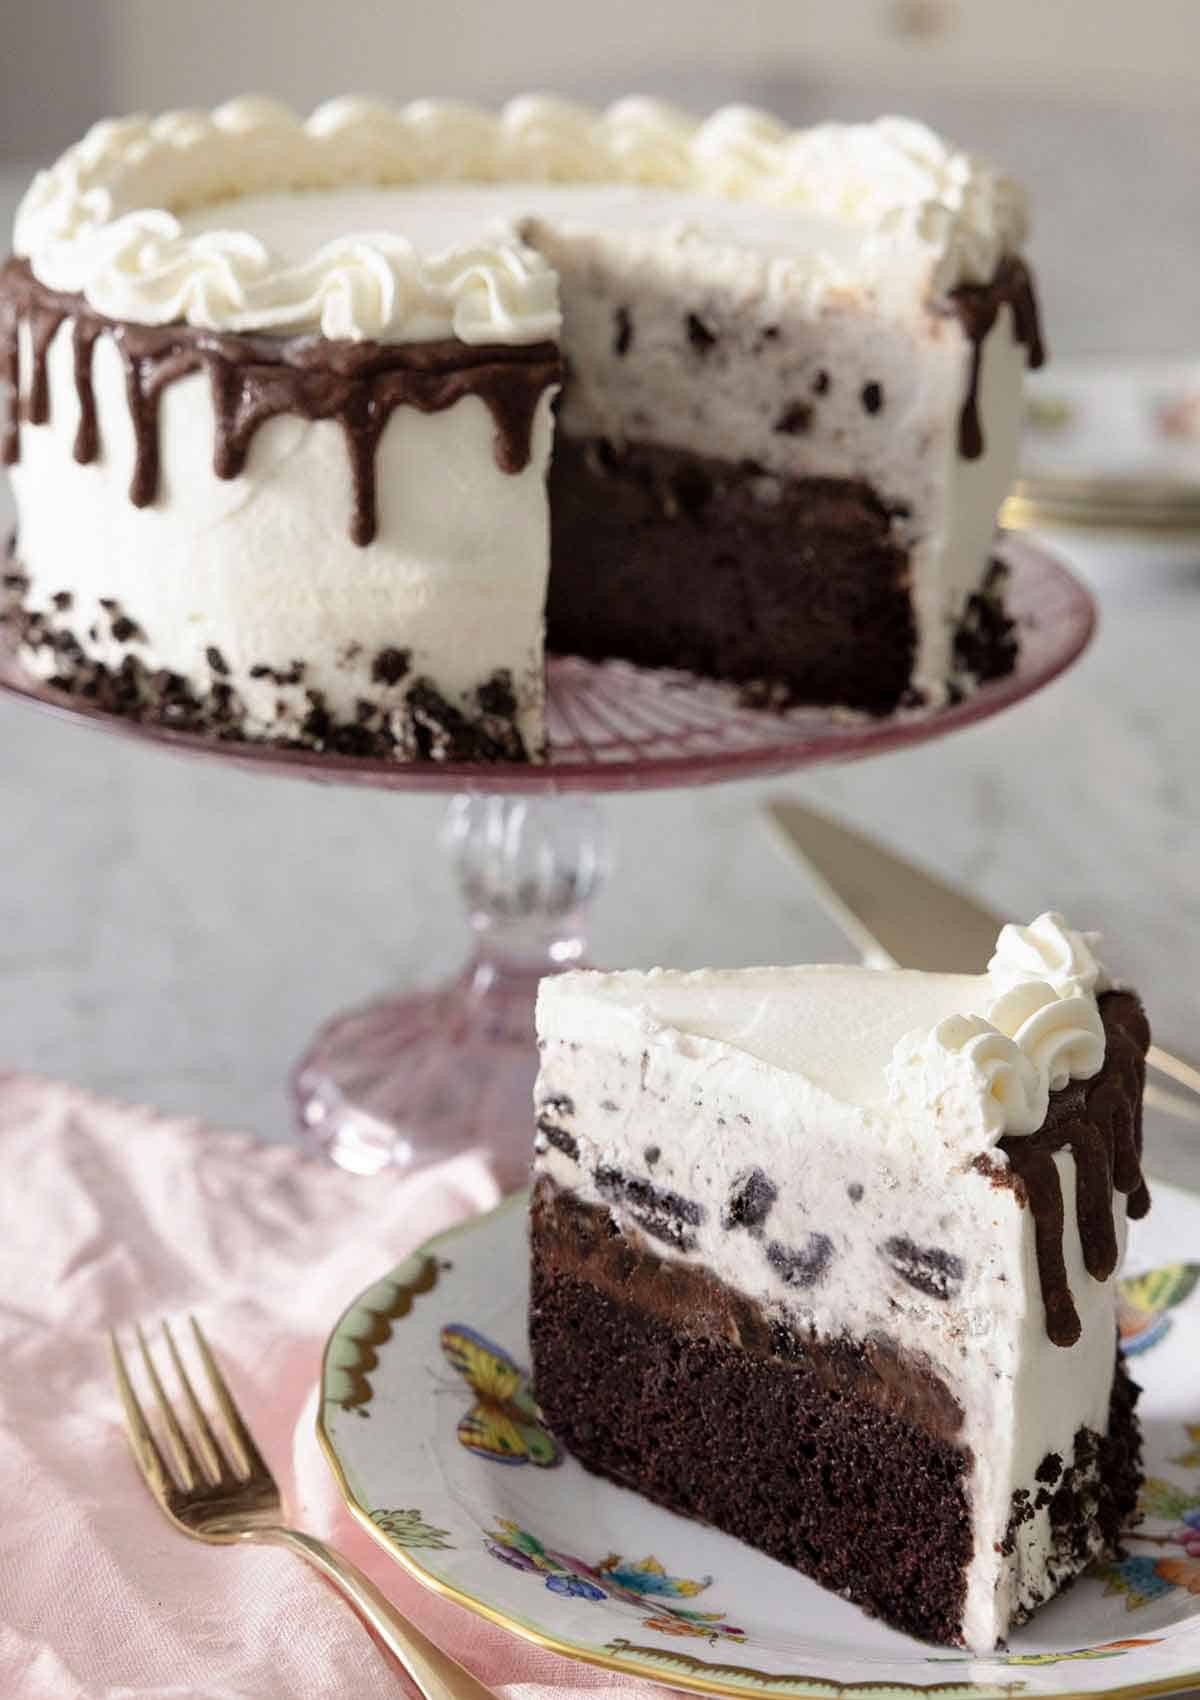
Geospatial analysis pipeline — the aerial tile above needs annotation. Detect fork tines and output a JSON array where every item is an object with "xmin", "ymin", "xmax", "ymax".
[{"xmin": 109, "ymin": 1315, "xmax": 268, "ymax": 1500}]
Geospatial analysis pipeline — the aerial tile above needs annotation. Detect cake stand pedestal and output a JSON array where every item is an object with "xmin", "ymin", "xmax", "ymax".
[
  {"xmin": 293, "ymin": 792, "xmax": 610, "ymax": 1180},
  {"xmin": 0, "ymin": 536, "xmax": 1095, "ymax": 1191}
]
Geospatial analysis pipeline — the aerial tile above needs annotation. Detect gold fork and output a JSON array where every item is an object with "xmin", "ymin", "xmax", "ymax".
[{"xmin": 110, "ymin": 1316, "xmax": 498, "ymax": 1700}]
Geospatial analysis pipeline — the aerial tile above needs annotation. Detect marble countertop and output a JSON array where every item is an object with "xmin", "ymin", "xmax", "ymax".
[{"xmin": 1, "ymin": 158, "xmax": 1198, "ymax": 1193}]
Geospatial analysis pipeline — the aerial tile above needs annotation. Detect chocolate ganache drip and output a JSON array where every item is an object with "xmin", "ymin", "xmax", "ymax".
[
  {"xmin": 946, "ymin": 255, "xmax": 1045, "ymax": 461},
  {"xmin": 0, "ymin": 257, "xmax": 561, "ymax": 547},
  {"xmin": 986, "ymin": 991, "xmax": 1150, "ymax": 1349}
]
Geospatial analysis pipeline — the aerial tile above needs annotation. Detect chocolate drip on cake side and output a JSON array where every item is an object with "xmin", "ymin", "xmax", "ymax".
[
  {"xmin": 0, "ymin": 257, "xmax": 560, "ymax": 547},
  {"xmin": 985, "ymin": 991, "xmax": 1150, "ymax": 1349},
  {"xmin": 946, "ymin": 256, "xmax": 1045, "ymax": 460}
]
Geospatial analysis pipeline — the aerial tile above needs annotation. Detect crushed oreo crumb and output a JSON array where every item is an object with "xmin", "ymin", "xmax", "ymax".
[
  {"xmin": 613, "ymin": 306, "xmax": 633, "ymax": 357},
  {"xmin": 812, "ymin": 369, "xmax": 831, "ymax": 395},
  {"xmin": 249, "ymin": 659, "xmax": 305, "ymax": 686},
  {"xmin": 371, "ymin": 646, "xmax": 411, "ymax": 686},
  {"xmin": 205, "ymin": 645, "xmax": 230, "ymax": 676},
  {"xmin": 881, "ymin": 1236, "xmax": 965, "ymax": 1302},
  {"xmin": 535, "ymin": 1114, "xmax": 579, "ymax": 1162},
  {"xmin": 408, "ymin": 673, "xmax": 528, "ymax": 762},
  {"xmin": 774, "ymin": 402, "xmax": 813, "ymax": 436},
  {"xmin": 861, "ymin": 382, "xmax": 884, "ymax": 415},
  {"xmin": 721, "ymin": 1167, "xmax": 778, "ymax": 1231},
  {"xmin": 765, "ymin": 1233, "xmax": 834, "ymax": 1289},
  {"xmin": 594, "ymin": 1165, "xmax": 705, "ymax": 1252},
  {"xmin": 847, "ymin": 1182, "xmax": 864, "ymax": 1203},
  {"xmin": 685, "ymin": 313, "xmax": 717, "ymax": 354},
  {"xmin": 955, "ymin": 558, "xmax": 1017, "ymax": 684}
]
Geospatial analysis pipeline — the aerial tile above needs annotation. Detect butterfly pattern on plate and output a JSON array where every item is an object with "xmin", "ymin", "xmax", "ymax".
[
  {"xmin": 1117, "ymin": 1263, "xmax": 1200, "ymax": 1356},
  {"xmin": 439, "ymin": 1324, "xmax": 559, "ymax": 1468}
]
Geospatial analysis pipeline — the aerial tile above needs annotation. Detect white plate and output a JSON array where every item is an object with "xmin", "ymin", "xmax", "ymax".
[
  {"xmin": 318, "ymin": 1183, "xmax": 1200, "ymax": 1699},
  {"xmin": 1009, "ymin": 359, "xmax": 1200, "ymax": 553}
]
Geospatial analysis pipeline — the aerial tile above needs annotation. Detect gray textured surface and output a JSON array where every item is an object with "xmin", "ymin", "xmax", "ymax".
[{"xmin": 1, "ymin": 138, "xmax": 1198, "ymax": 1192}]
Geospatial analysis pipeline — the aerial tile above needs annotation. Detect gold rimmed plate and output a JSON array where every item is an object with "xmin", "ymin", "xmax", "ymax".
[
  {"xmin": 318, "ymin": 1184, "xmax": 1200, "ymax": 1700},
  {"xmin": 1010, "ymin": 359, "xmax": 1200, "ymax": 538}
]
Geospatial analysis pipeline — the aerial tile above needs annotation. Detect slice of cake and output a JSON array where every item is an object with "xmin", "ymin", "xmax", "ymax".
[
  {"xmin": 1, "ymin": 97, "xmax": 1042, "ymax": 759},
  {"xmin": 529, "ymin": 913, "xmax": 1148, "ymax": 1649}
]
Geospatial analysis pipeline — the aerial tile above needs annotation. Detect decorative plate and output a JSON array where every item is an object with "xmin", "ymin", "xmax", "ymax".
[
  {"xmin": 1007, "ymin": 358, "xmax": 1200, "ymax": 541},
  {"xmin": 318, "ymin": 1181, "xmax": 1200, "ymax": 1700}
]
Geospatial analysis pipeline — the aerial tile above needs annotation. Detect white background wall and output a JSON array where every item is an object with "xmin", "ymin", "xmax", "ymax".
[{"xmin": 3, "ymin": 0, "xmax": 1199, "ymax": 158}]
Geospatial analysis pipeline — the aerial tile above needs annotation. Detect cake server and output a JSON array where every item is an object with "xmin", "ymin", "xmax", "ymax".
[{"xmin": 763, "ymin": 797, "xmax": 1200, "ymax": 1121}]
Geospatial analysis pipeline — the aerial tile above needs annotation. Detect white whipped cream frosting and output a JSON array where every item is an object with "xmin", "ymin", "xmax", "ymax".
[
  {"xmin": 14, "ymin": 94, "xmax": 1029, "ymax": 345},
  {"xmin": 887, "ymin": 912, "xmax": 1108, "ymax": 1139},
  {"xmin": 989, "ymin": 910, "xmax": 1109, "ymax": 997}
]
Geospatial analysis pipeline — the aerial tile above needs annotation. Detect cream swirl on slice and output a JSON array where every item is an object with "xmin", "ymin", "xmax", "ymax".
[
  {"xmin": 887, "ymin": 1012, "xmax": 1047, "ymax": 1139},
  {"xmin": 889, "ymin": 911, "xmax": 1110, "ymax": 1140},
  {"xmin": 987, "ymin": 980, "xmax": 1106, "ymax": 1095},
  {"xmin": 988, "ymin": 911, "xmax": 1109, "ymax": 998}
]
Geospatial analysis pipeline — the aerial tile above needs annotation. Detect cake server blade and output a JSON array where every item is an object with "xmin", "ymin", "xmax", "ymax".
[
  {"xmin": 763, "ymin": 797, "xmax": 1200, "ymax": 1119},
  {"xmin": 763, "ymin": 799, "xmax": 998, "ymax": 973}
]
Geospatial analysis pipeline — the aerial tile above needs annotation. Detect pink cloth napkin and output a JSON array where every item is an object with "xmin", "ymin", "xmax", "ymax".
[{"xmin": 0, "ymin": 1072, "xmax": 659, "ymax": 1700}]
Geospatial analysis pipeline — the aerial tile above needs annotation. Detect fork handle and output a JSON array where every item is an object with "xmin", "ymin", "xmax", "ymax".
[{"xmin": 252, "ymin": 1525, "xmax": 499, "ymax": 1700}]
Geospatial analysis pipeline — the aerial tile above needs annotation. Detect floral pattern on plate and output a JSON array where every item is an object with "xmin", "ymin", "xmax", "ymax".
[
  {"xmin": 1100, "ymin": 1437, "xmax": 1200, "ymax": 1609},
  {"xmin": 928, "ymin": 1639, "xmax": 1162, "ymax": 1666},
  {"xmin": 485, "ymin": 1519, "xmax": 747, "ymax": 1643},
  {"xmin": 369, "ymin": 1508, "xmax": 454, "ymax": 1550}
]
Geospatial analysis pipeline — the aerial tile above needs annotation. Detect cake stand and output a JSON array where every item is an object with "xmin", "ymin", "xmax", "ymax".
[{"xmin": 0, "ymin": 536, "xmax": 1094, "ymax": 1189}]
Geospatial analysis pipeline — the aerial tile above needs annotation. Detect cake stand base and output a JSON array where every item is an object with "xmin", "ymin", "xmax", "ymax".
[{"xmin": 292, "ymin": 959, "xmax": 554, "ymax": 1189}]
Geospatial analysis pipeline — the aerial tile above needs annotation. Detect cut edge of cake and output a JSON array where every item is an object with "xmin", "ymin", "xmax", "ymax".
[{"xmin": 528, "ymin": 912, "xmax": 1148, "ymax": 1649}]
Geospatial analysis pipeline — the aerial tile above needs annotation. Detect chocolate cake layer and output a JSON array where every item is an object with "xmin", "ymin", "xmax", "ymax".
[
  {"xmin": 529, "ymin": 1177, "xmax": 973, "ymax": 1643},
  {"xmin": 530, "ymin": 1177, "xmax": 1143, "ymax": 1646},
  {"xmin": 546, "ymin": 435, "xmax": 919, "ymax": 716}
]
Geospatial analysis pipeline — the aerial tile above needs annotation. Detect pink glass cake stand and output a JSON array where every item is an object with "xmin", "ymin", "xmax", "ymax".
[{"xmin": 0, "ymin": 535, "xmax": 1094, "ymax": 1188}]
